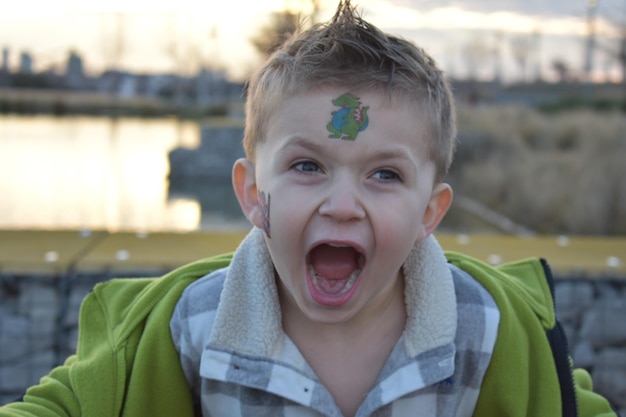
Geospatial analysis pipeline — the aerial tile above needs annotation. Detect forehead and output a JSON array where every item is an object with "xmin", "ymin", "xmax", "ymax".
[{"xmin": 263, "ymin": 88, "xmax": 434, "ymax": 154}]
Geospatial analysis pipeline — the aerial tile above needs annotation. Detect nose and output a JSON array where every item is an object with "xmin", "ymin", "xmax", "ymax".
[{"xmin": 318, "ymin": 177, "xmax": 366, "ymax": 221}]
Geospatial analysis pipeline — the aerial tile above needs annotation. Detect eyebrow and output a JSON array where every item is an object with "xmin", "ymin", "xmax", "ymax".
[
  {"xmin": 277, "ymin": 136, "xmax": 326, "ymax": 154},
  {"xmin": 371, "ymin": 147, "xmax": 414, "ymax": 162}
]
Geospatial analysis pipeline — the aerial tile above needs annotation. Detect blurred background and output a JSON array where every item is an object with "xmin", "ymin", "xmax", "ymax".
[
  {"xmin": 0, "ymin": 0, "xmax": 625, "ymax": 234},
  {"xmin": 1, "ymin": 0, "xmax": 626, "ymax": 411}
]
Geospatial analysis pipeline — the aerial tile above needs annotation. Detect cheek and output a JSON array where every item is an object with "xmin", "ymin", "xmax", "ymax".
[
  {"xmin": 374, "ymin": 226, "xmax": 420, "ymax": 277},
  {"xmin": 371, "ymin": 202, "xmax": 425, "ymax": 249},
  {"xmin": 267, "ymin": 185, "xmax": 319, "ymax": 225},
  {"xmin": 377, "ymin": 223, "xmax": 419, "ymax": 252}
]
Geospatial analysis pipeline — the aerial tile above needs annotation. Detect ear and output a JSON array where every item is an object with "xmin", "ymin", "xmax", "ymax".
[
  {"xmin": 232, "ymin": 158, "xmax": 263, "ymax": 228},
  {"xmin": 419, "ymin": 182, "xmax": 453, "ymax": 239}
]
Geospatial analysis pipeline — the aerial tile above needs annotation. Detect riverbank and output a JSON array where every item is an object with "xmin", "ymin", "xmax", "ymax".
[{"xmin": 0, "ymin": 88, "xmax": 233, "ymax": 118}]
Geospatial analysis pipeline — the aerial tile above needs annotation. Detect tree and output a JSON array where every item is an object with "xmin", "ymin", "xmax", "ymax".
[
  {"xmin": 592, "ymin": 0, "xmax": 626, "ymax": 108},
  {"xmin": 285, "ymin": 0, "xmax": 324, "ymax": 23},
  {"xmin": 551, "ymin": 59, "xmax": 571, "ymax": 83},
  {"xmin": 510, "ymin": 34, "xmax": 533, "ymax": 82},
  {"xmin": 250, "ymin": 11, "xmax": 300, "ymax": 57},
  {"xmin": 461, "ymin": 35, "xmax": 491, "ymax": 81},
  {"xmin": 99, "ymin": 12, "xmax": 127, "ymax": 71},
  {"xmin": 250, "ymin": 0, "xmax": 326, "ymax": 58}
]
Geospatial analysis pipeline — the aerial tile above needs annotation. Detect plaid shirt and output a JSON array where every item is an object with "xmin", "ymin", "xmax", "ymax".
[{"xmin": 171, "ymin": 229, "xmax": 500, "ymax": 417}]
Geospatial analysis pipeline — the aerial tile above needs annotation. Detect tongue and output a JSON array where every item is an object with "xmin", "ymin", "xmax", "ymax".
[{"xmin": 309, "ymin": 245, "xmax": 358, "ymax": 280}]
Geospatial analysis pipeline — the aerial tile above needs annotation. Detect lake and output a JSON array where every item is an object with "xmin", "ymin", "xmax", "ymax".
[{"xmin": 0, "ymin": 115, "xmax": 249, "ymax": 232}]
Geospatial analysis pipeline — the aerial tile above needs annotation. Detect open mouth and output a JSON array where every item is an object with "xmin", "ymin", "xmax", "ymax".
[{"xmin": 306, "ymin": 243, "xmax": 365, "ymax": 306}]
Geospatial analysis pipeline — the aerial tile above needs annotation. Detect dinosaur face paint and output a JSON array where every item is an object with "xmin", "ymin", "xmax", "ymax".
[
  {"xmin": 258, "ymin": 190, "xmax": 271, "ymax": 238},
  {"xmin": 326, "ymin": 93, "xmax": 369, "ymax": 141}
]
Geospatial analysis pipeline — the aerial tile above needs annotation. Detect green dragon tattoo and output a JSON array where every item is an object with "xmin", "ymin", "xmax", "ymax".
[{"xmin": 326, "ymin": 93, "xmax": 369, "ymax": 140}]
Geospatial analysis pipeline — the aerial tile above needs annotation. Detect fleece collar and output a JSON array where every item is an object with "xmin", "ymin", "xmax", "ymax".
[{"xmin": 209, "ymin": 228, "xmax": 456, "ymax": 359}]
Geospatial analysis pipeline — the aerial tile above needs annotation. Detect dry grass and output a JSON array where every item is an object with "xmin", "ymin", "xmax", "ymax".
[{"xmin": 451, "ymin": 105, "xmax": 626, "ymax": 235}]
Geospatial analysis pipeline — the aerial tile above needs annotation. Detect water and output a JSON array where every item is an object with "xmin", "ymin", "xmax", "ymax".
[{"xmin": 0, "ymin": 115, "xmax": 247, "ymax": 232}]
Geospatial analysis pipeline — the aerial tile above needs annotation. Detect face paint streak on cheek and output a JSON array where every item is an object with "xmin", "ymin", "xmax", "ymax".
[
  {"xmin": 258, "ymin": 190, "xmax": 271, "ymax": 238},
  {"xmin": 326, "ymin": 92, "xmax": 370, "ymax": 141}
]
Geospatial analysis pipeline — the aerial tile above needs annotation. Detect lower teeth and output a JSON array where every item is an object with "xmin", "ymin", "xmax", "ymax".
[{"xmin": 309, "ymin": 266, "xmax": 360, "ymax": 295}]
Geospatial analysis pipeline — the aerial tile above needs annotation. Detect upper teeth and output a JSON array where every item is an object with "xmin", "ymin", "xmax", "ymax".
[{"xmin": 328, "ymin": 243, "xmax": 349, "ymax": 248}]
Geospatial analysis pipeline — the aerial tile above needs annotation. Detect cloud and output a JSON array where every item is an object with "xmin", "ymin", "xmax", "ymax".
[
  {"xmin": 390, "ymin": 0, "xmax": 587, "ymax": 18},
  {"xmin": 363, "ymin": 2, "xmax": 588, "ymax": 36}
]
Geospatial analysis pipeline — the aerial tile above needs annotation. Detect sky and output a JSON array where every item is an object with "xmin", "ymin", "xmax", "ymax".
[{"xmin": 1, "ymin": 0, "xmax": 624, "ymax": 82}]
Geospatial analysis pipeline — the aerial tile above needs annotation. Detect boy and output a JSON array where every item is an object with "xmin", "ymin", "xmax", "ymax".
[{"xmin": 0, "ymin": 1, "xmax": 619, "ymax": 416}]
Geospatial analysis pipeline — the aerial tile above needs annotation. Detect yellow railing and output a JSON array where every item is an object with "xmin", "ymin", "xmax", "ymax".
[{"xmin": 0, "ymin": 229, "xmax": 624, "ymax": 276}]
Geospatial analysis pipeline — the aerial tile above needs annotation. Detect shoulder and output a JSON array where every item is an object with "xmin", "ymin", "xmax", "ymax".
[
  {"xmin": 448, "ymin": 263, "xmax": 500, "ymax": 355},
  {"xmin": 88, "ymin": 255, "xmax": 233, "ymax": 320},
  {"xmin": 449, "ymin": 262, "xmax": 498, "ymax": 309},
  {"xmin": 170, "ymin": 266, "xmax": 230, "ymax": 352},
  {"xmin": 77, "ymin": 254, "xmax": 233, "ymax": 351},
  {"xmin": 175, "ymin": 266, "xmax": 229, "ymax": 319},
  {"xmin": 446, "ymin": 252, "xmax": 556, "ymax": 330}
]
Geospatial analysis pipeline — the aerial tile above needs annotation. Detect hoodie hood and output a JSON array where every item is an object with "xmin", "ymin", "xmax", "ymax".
[{"xmin": 209, "ymin": 227, "xmax": 456, "ymax": 359}]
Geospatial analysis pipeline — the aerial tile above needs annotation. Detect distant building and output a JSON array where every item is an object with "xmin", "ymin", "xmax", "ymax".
[
  {"xmin": 1, "ymin": 47, "xmax": 8, "ymax": 73},
  {"xmin": 65, "ymin": 51, "xmax": 85, "ymax": 89},
  {"xmin": 19, "ymin": 51, "xmax": 33, "ymax": 74},
  {"xmin": 196, "ymin": 68, "xmax": 227, "ymax": 106},
  {"xmin": 0, "ymin": 47, "xmax": 8, "ymax": 86},
  {"xmin": 145, "ymin": 74, "xmax": 175, "ymax": 98},
  {"xmin": 118, "ymin": 74, "xmax": 138, "ymax": 98}
]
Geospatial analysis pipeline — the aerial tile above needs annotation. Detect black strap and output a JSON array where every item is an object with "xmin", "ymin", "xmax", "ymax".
[{"xmin": 541, "ymin": 259, "xmax": 578, "ymax": 417}]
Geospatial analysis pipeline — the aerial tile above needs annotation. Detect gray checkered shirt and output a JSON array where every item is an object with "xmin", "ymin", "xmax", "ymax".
[{"xmin": 171, "ymin": 229, "xmax": 499, "ymax": 417}]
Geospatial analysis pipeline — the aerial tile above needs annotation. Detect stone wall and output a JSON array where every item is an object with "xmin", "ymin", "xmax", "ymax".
[
  {"xmin": 0, "ymin": 271, "xmax": 144, "ymax": 405},
  {"xmin": 168, "ymin": 125, "xmax": 245, "ymax": 181},
  {"xmin": 555, "ymin": 279, "xmax": 626, "ymax": 413},
  {"xmin": 1, "ymin": 272, "xmax": 625, "ymax": 414}
]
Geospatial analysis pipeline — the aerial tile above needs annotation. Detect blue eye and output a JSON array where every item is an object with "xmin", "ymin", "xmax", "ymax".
[
  {"xmin": 372, "ymin": 169, "xmax": 400, "ymax": 181},
  {"xmin": 293, "ymin": 161, "xmax": 321, "ymax": 173}
]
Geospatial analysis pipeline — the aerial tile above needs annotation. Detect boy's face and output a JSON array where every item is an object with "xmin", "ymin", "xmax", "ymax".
[{"xmin": 233, "ymin": 88, "xmax": 452, "ymax": 325}]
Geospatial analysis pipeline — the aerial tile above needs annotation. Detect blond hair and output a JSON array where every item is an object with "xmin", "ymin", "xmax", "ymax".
[{"xmin": 244, "ymin": 0, "xmax": 456, "ymax": 182}]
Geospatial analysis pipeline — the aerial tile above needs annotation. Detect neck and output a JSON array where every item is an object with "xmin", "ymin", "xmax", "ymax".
[{"xmin": 280, "ymin": 273, "xmax": 406, "ymax": 417}]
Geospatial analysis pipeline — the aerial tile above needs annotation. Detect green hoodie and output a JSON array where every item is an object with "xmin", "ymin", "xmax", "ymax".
[{"xmin": 0, "ymin": 252, "xmax": 617, "ymax": 417}]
